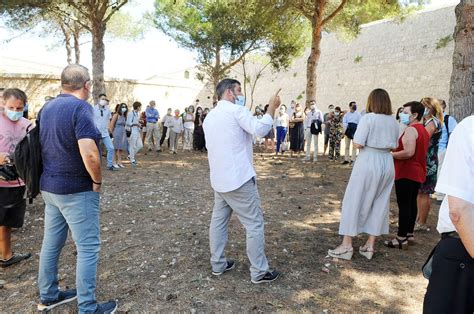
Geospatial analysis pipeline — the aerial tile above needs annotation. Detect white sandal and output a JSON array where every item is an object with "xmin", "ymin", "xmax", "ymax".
[{"xmin": 328, "ymin": 246, "xmax": 353, "ymax": 260}]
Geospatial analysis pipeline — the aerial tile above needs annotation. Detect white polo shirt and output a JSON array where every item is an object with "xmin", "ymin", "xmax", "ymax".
[
  {"xmin": 304, "ymin": 109, "xmax": 323, "ymax": 129},
  {"xmin": 203, "ymin": 100, "xmax": 273, "ymax": 193},
  {"xmin": 436, "ymin": 116, "xmax": 474, "ymax": 234}
]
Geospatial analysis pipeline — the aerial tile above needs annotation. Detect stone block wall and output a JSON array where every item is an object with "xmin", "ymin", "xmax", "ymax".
[{"xmin": 220, "ymin": 5, "xmax": 456, "ymax": 112}]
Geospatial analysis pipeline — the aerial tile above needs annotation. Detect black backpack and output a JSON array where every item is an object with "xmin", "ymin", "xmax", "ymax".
[{"xmin": 14, "ymin": 115, "xmax": 42, "ymax": 202}]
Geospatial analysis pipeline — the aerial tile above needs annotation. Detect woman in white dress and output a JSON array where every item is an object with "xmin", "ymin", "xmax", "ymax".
[{"xmin": 328, "ymin": 89, "xmax": 399, "ymax": 260}]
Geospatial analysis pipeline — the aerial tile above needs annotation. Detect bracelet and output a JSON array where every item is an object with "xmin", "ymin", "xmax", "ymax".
[{"xmin": 92, "ymin": 180, "xmax": 102, "ymax": 185}]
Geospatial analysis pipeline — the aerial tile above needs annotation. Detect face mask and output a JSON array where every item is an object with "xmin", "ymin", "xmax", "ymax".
[
  {"xmin": 6, "ymin": 109, "xmax": 23, "ymax": 122},
  {"xmin": 99, "ymin": 99, "xmax": 107, "ymax": 107},
  {"xmin": 235, "ymin": 95, "xmax": 245, "ymax": 106},
  {"xmin": 121, "ymin": 107, "xmax": 127, "ymax": 113},
  {"xmin": 334, "ymin": 111, "xmax": 340, "ymax": 116},
  {"xmin": 399, "ymin": 112, "xmax": 411, "ymax": 125}
]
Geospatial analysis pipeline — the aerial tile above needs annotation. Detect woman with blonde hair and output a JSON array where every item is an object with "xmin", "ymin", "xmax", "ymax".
[
  {"xmin": 414, "ymin": 97, "xmax": 443, "ymax": 233},
  {"xmin": 328, "ymin": 89, "xmax": 399, "ymax": 260}
]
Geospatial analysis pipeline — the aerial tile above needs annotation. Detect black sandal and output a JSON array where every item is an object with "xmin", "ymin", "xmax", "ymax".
[
  {"xmin": 384, "ymin": 237, "xmax": 408, "ymax": 250},
  {"xmin": 0, "ymin": 252, "xmax": 31, "ymax": 268}
]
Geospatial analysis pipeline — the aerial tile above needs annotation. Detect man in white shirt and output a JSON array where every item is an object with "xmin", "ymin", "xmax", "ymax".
[
  {"xmin": 304, "ymin": 101, "xmax": 323, "ymax": 162},
  {"xmin": 423, "ymin": 116, "xmax": 474, "ymax": 313},
  {"xmin": 203, "ymin": 78, "xmax": 281, "ymax": 284},
  {"xmin": 93, "ymin": 94, "xmax": 115, "ymax": 171},
  {"xmin": 342, "ymin": 101, "xmax": 361, "ymax": 164}
]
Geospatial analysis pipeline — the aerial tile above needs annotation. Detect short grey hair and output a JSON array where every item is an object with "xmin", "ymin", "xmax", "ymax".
[
  {"xmin": 216, "ymin": 78, "xmax": 240, "ymax": 100},
  {"xmin": 61, "ymin": 64, "xmax": 90, "ymax": 91}
]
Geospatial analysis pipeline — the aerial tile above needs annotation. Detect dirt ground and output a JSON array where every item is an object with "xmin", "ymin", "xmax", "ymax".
[{"xmin": 0, "ymin": 146, "xmax": 440, "ymax": 313}]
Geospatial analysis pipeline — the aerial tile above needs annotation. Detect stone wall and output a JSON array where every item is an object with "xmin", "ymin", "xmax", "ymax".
[
  {"xmin": 216, "ymin": 5, "xmax": 456, "ymax": 112},
  {"xmin": 0, "ymin": 74, "xmax": 205, "ymax": 117}
]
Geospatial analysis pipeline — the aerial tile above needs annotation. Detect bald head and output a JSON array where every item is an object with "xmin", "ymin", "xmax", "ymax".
[{"xmin": 61, "ymin": 64, "xmax": 90, "ymax": 91}]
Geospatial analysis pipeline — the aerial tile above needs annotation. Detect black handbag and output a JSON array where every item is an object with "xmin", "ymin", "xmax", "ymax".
[
  {"xmin": 0, "ymin": 164, "xmax": 19, "ymax": 182},
  {"xmin": 422, "ymin": 245, "xmax": 437, "ymax": 279}
]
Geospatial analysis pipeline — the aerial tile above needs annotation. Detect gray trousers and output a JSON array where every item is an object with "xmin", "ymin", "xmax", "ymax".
[{"xmin": 209, "ymin": 178, "xmax": 269, "ymax": 281}]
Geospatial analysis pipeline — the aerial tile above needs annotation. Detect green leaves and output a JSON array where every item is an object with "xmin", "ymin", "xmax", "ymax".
[{"xmin": 154, "ymin": 0, "xmax": 307, "ymax": 85}]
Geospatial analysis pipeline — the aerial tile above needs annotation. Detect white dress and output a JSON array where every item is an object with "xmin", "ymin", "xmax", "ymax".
[{"xmin": 338, "ymin": 113, "xmax": 399, "ymax": 236}]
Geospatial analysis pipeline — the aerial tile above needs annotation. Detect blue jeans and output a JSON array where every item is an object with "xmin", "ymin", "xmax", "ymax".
[
  {"xmin": 39, "ymin": 191, "xmax": 101, "ymax": 313},
  {"xmin": 276, "ymin": 126, "xmax": 288, "ymax": 153},
  {"xmin": 101, "ymin": 135, "xmax": 114, "ymax": 167}
]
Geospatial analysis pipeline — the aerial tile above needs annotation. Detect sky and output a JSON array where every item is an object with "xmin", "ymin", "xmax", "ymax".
[{"xmin": 0, "ymin": 0, "xmax": 460, "ymax": 80}]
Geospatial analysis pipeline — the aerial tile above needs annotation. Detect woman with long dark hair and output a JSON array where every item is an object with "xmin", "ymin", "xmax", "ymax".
[
  {"xmin": 110, "ymin": 103, "xmax": 128, "ymax": 168},
  {"xmin": 289, "ymin": 103, "xmax": 305, "ymax": 157},
  {"xmin": 194, "ymin": 107, "xmax": 206, "ymax": 151}
]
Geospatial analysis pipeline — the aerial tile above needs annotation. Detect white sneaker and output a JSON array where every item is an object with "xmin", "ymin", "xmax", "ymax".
[
  {"xmin": 302, "ymin": 157, "xmax": 311, "ymax": 162},
  {"xmin": 112, "ymin": 164, "xmax": 120, "ymax": 169}
]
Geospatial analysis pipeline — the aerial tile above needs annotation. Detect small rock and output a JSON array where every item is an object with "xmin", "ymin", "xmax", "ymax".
[
  {"xmin": 126, "ymin": 229, "xmax": 132, "ymax": 234},
  {"xmin": 166, "ymin": 293, "xmax": 177, "ymax": 301},
  {"xmin": 321, "ymin": 267, "xmax": 330, "ymax": 274},
  {"xmin": 102, "ymin": 227, "xmax": 109, "ymax": 232}
]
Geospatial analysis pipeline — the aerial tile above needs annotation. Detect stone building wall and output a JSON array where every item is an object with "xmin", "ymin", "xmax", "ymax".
[
  {"xmin": 0, "ymin": 74, "xmax": 204, "ymax": 117},
  {"xmin": 219, "ymin": 5, "xmax": 456, "ymax": 112}
]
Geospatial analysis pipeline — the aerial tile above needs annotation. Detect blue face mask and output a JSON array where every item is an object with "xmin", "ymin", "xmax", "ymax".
[
  {"xmin": 121, "ymin": 107, "xmax": 127, "ymax": 113},
  {"xmin": 235, "ymin": 95, "xmax": 245, "ymax": 106},
  {"xmin": 6, "ymin": 109, "xmax": 23, "ymax": 122},
  {"xmin": 399, "ymin": 112, "xmax": 411, "ymax": 125}
]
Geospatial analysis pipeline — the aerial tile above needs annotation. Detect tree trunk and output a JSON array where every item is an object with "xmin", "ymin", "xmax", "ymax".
[
  {"xmin": 59, "ymin": 23, "xmax": 73, "ymax": 64},
  {"xmin": 306, "ymin": 19, "xmax": 323, "ymax": 108},
  {"xmin": 91, "ymin": 20, "xmax": 106, "ymax": 102},
  {"xmin": 73, "ymin": 28, "xmax": 81, "ymax": 64},
  {"xmin": 448, "ymin": 0, "xmax": 474, "ymax": 121},
  {"xmin": 211, "ymin": 47, "xmax": 221, "ymax": 102}
]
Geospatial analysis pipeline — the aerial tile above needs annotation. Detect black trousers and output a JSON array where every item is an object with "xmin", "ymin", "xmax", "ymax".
[
  {"xmin": 424, "ymin": 235, "xmax": 474, "ymax": 314},
  {"xmin": 395, "ymin": 178, "xmax": 420, "ymax": 237},
  {"xmin": 160, "ymin": 125, "xmax": 170, "ymax": 147}
]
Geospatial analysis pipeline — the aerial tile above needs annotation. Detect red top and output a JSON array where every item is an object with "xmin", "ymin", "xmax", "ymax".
[{"xmin": 394, "ymin": 123, "xmax": 430, "ymax": 183}]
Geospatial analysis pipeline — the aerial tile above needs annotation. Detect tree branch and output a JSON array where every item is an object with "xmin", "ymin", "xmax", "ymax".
[
  {"xmin": 64, "ymin": 1, "xmax": 92, "ymax": 21},
  {"xmin": 221, "ymin": 42, "xmax": 260, "ymax": 73},
  {"xmin": 104, "ymin": 0, "xmax": 129, "ymax": 23},
  {"xmin": 320, "ymin": 0, "xmax": 348, "ymax": 27},
  {"xmin": 291, "ymin": 0, "xmax": 314, "ymax": 19}
]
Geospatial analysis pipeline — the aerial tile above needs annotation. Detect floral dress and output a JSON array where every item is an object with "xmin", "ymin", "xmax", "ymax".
[
  {"xmin": 419, "ymin": 117, "xmax": 442, "ymax": 194},
  {"xmin": 328, "ymin": 115, "xmax": 344, "ymax": 160}
]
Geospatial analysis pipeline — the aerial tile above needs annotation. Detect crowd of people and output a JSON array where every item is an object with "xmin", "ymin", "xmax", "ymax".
[
  {"xmin": 253, "ymin": 99, "xmax": 364, "ymax": 164},
  {"xmin": 0, "ymin": 64, "xmax": 472, "ymax": 314},
  {"xmin": 71, "ymin": 94, "xmax": 212, "ymax": 169}
]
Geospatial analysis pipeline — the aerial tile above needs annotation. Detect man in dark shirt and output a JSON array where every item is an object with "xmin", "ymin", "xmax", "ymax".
[{"xmin": 37, "ymin": 64, "xmax": 117, "ymax": 313}]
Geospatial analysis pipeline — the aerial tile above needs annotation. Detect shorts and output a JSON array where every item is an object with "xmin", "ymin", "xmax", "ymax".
[
  {"xmin": 0, "ymin": 186, "xmax": 27, "ymax": 228},
  {"xmin": 324, "ymin": 132, "xmax": 329, "ymax": 145}
]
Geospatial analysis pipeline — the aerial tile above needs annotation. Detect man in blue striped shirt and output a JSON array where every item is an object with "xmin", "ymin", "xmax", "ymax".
[{"xmin": 145, "ymin": 100, "xmax": 161, "ymax": 152}]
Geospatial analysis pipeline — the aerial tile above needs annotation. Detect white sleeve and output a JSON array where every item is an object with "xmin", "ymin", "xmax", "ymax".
[
  {"xmin": 125, "ymin": 113, "xmax": 133, "ymax": 127},
  {"xmin": 235, "ymin": 107, "xmax": 273, "ymax": 138},
  {"xmin": 435, "ymin": 118, "xmax": 474, "ymax": 204},
  {"xmin": 353, "ymin": 114, "xmax": 369, "ymax": 146}
]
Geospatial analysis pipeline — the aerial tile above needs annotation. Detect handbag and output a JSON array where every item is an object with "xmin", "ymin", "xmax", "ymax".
[
  {"xmin": 422, "ymin": 245, "xmax": 437, "ymax": 279},
  {"xmin": 0, "ymin": 164, "xmax": 19, "ymax": 182}
]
